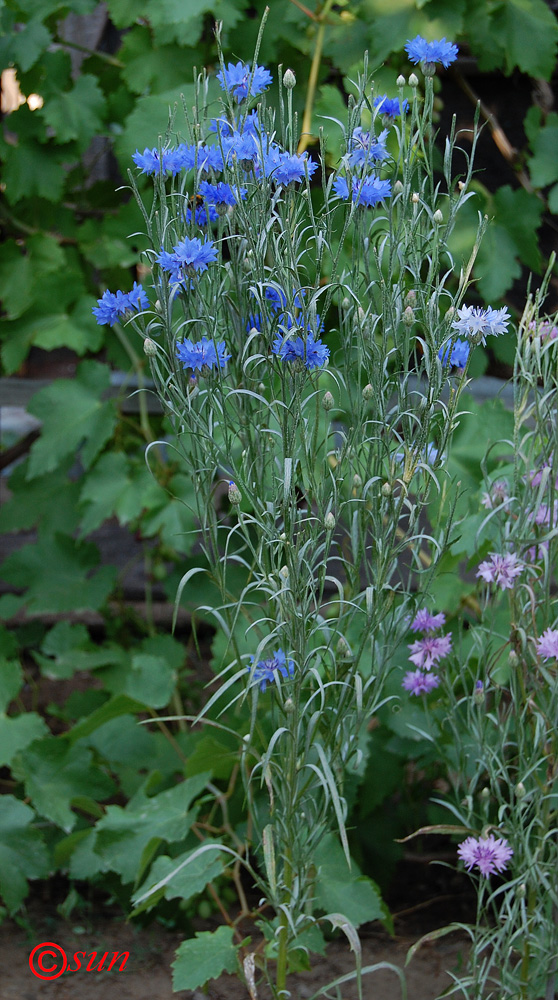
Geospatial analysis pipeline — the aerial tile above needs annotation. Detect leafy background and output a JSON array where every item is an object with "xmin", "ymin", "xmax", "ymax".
[{"xmin": 0, "ymin": 0, "xmax": 557, "ymax": 973}]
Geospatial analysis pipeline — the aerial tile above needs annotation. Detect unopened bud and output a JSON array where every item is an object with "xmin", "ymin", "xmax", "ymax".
[
  {"xmin": 341, "ymin": 296, "xmax": 351, "ymax": 310},
  {"xmin": 480, "ymin": 787, "xmax": 490, "ymax": 800},
  {"xmin": 143, "ymin": 338, "xmax": 157, "ymax": 356},
  {"xmin": 405, "ymin": 289, "xmax": 416, "ymax": 305},
  {"xmin": 322, "ymin": 390, "xmax": 334, "ymax": 411},
  {"xmin": 357, "ymin": 306, "xmax": 366, "ymax": 323},
  {"xmin": 396, "ymin": 74, "xmax": 406, "ymax": 87},
  {"xmin": 403, "ymin": 305, "xmax": 415, "ymax": 326},
  {"xmin": 381, "ymin": 481, "xmax": 392, "ymax": 497},
  {"xmin": 473, "ymin": 680, "xmax": 485, "ymax": 705},
  {"xmin": 324, "ymin": 511, "xmax": 336, "ymax": 530},
  {"xmin": 353, "ymin": 473, "xmax": 362, "ymax": 488},
  {"xmin": 280, "ymin": 532, "xmax": 287, "ymax": 541},
  {"xmin": 228, "ymin": 481, "xmax": 242, "ymax": 505},
  {"xmin": 283, "ymin": 68, "xmax": 296, "ymax": 89},
  {"xmin": 458, "ymin": 180, "xmax": 465, "ymax": 191},
  {"xmin": 433, "ymin": 208, "xmax": 444, "ymax": 224},
  {"xmin": 409, "ymin": 73, "xmax": 419, "ymax": 88},
  {"xmin": 279, "ymin": 565, "xmax": 289, "ymax": 580},
  {"xmin": 336, "ymin": 636, "xmax": 352, "ymax": 660},
  {"xmin": 362, "ymin": 383, "xmax": 373, "ymax": 400},
  {"xmin": 517, "ymin": 883, "xmax": 527, "ymax": 899},
  {"xmin": 284, "ymin": 697, "xmax": 295, "ymax": 713},
  {"xmin": 393, "ymin": 179, "xmax": 403, "ymax": 194},
  {"xmin": 515, "ymin": 781, "xmax": 526, "ymax": 800},
  {"xmin": 412, "ymin": 191, "xmax": 420, "ymax": 204},
  {"xmin": 508, "ymin": 650, "xmax": 519, "ymax": 667}
]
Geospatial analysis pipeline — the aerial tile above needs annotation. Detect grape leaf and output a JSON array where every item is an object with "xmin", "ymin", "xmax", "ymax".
[
  {"xmin": 0, "ymin": 797, "xmax": 50, "ymax": 913},
  {"xmin": 172, "ymin": 926, "xmax": 238, "ymax": 992},
  {"xmin": 39, "ymin": 73, "xmax": 106, "ymax": 149}
]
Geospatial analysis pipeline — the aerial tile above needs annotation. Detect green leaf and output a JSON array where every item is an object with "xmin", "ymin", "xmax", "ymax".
[
  {"xmin": 313, "ymin": 835, "xmax": 385, "ymax": 927},
  {"xmin": 26, "ymin": 360, "xmax": 117, "ymax": 477},
  {"xmin": 0, "ymin": 139, "xmax": 67, "ymax": 204},
  {"xmin": 115, "ymin": 84, "xmax": 199, "ymax": 166},
  {"xmin": 33, "ymin": 621, "xmax": 117, "ymax": 679},
  {"xmin": 78, "ymin": 451, "xmax": 152, "ymax": 536},
  {"xmin": 475, "ymin": 223, "xmax": 521, "ymax": 301},
  {"xmin": 100, "ymin": 652, "xmax": 177, "ymax": 708},
  {"xmin": 492, "ymin": 0, "xmax": 558, "ymax": 79},
  {"xmin": 172, "ymin": 926, "xmax": 238, "ymax": 992},
  {"xmin": 0, "ymin": 658, "xmax": 24, "ymax": 711},
  {"xmin": 67, "ymin": 693, "xmax": 147, "ymax": 744},
  {"xmin": 528, "ymin": 113, "xmax": 558, "ymax": 188},
  {"xmin": 120, "ymin": 26, "xmax": 198, "ymax": 95},
  {"xmin": 0, "ymin": 712, "xmax": 49, "ymax": 766},
  {"xmin": 9, "ymin": 15, "xmax": 51, "ymax": 72},
  {"xmin": 0, "ymin": 797, "xmax": 50, "ymax": 914},
  {"xmin": 14, "ymin": 736, "xmax": 116, "ymax": 832},
  {"xmin": 0, "ymin": 459, "xmax": 81, "ymax": 535},
  {"xmin": 105, "ymin": 0, "xmax": 147, "ymax": 28},
  {"xmin": 492, "ymin": 186, "xmax": 543, "ymax": 271},
  {"xmin": 0, "ymin": 532, "xmax": 116, "ymax": 614},
  {"xmin": 39, "ymin": 73, "xmax": 105, "ymax": 149},
  {"xmin": 132, "ymin": 843, "xmax": 225, "ymax": 914},
  {"xmin": 185, "ymin": 734, "xmax": 238, "ymax": 780},
  {"xmin": 93, "ymin": 773, "xmax": 209, "ymax": 883},
  {"xmin": 0, "ymin": 234, "xmax": 65, "ymax": 319}
]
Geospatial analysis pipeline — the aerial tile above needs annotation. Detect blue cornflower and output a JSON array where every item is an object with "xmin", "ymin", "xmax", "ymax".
[
  {"xmin": 248, "ymin": 648, "xmax": 295, "ymax": 692},
  {"xmin": 176, "ymin": 336, "xmax": 231, "ymax": 372},
  {"xmin": 199, "ymin": 180, "xmax": 247, "ymax": 209},
  {"xmin": 452, "ymin": 305, "xmax": 510, "ymax": 346},
  {"xmin": 333, "ymin": 174, "xmax": 392, "ymax": 207},
  {"xmin": 347, "ymin": 127, "xmax": 389, "ymax": 167},
  {"xmin": 185, "ymin": 202, "xmax": 219, "ymax": 227},
  {"xmin": 157, "ymin": 236, "xmax": 218, "ymax": 284},
  {"xmin": 438, "ymin": 337, "xmax": 471, "ymax": 368},
  {"xmin": 373, "ymin": 95, "xmax": 409, "ymax": 119},
  {"xmin": 272, "ymin": 331, "xmax": 329, "ymax": 371},
  {"xmin": 217, "ymin": 61, "xmax": 272, "ymax": 102},
  {"xmin": 93, "ymin": 283, "xmax": 149, "ymax": 326},
  {"xmin": 262, "ymin": 287, "xmax": 306, "ymax": 312},
  {"xmin": 405, "ymin": 36, "xmax": 458, "ymax": 69},
  {"xmin": 263, "ymin": 147, "xmax": 318, "ymax": 186},
  {"xmin": 132, "ymin": 147, "xmax": 183, "ymax": 176}
]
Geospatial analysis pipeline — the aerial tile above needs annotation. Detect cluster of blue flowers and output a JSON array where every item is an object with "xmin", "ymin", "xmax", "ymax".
[
  {"xmin": 405, "ymin": 35, "xmax": 458, "ymax": 69},
  {"xmin": 92, "ymin": 282, "xmax": 148, "ymax": 327},
  {"xmin": 176, "ymin": 336, "xmax": 231, "ymax": 372}
]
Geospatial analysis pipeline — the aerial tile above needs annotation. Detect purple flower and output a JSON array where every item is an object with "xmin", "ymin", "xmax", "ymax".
[
  {"xmin": 536, "ymin": 627, "xmax": 558, "ymax": 661},
  {"xmin": 438, "ymin": 337, "xmax": 471, "ymax": 368},
  {"xmin": 93, "ymin": 283, "xmax": 149, "ymax": 326},
  {"xmin": 452, "ymin": 305, "xmax": 510, "ymax": 346},
  {"xmin": 402, "ymin": 669, "xmax": 440, "ymax": 695},
  {"xmin": 157, "ymin": 236, "xmax": 218, "ymax": 284},
  {"xmin": 333, "ymin": 174, "xmax": 391, "ymax": 208},
  {"xmin": 476, "ymin": 552, "xmax": 523, "ymax": 590},
  {"xmin": 529, "ymin": 319, "xmax": 558, "ymax": 342},
  {"xmin": 217, "ymin": 61, "xmax": 272, "ymax": 102},
  {"xmin": 347, "ymin": 127, "xmax": 389, "ymax": 167},
  {"xmin": 408, "ymin": 634, "xmax": 452, "ymax": 671},
  {"xmin": 481, "ymin": 479, "xmax": 510, "ymax": 510},
  {"xmin": 272, "ymin": 332, "xmax": 329, "ymax": 371},
  {"xmin": 263, "ymin": 147, "xmax": 318, "ymax": 186},
  {"xmin": 457, "ymin": 834, "xmax": 513, "ymax": 876},
  {"xmin": 528, "ymin": 461, "xmax": 558, "ymax": 491},
  {"xmin": 373, "ymin": 95, "xmax": 409, "ymax": 118},
  {"xmin": 176, "ymin": 336, "xmax": 231, "ymax": 372},
  {"xmin": 410, "ymin": 610, "xmax": 446, "ymax": 633},
  {"xmin": 249, "ymin": 648, "xmax": 294, "ymax": 692},
  {"xmin": 405, "ymin": 36, "xmax": 458, "ymax": 69}
]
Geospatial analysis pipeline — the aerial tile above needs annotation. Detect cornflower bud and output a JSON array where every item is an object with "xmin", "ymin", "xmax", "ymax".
[
  {"xmin": 403, "ymin": 305, "xmax": 415, "ymax": 326},
  {"xmin": 283, "ymin": 68, "xmax": 296, "ymax": 89},
  {"xmin": 143, "ymin": 338, "xmax": 157, "ymax": 356},
  {"xmin": 393, "ymin": 180, "xmax": 404, "ymax": 194},
  {"xmin": 396, "ymin": 74, "xmax": 406, "ymax": 87},
  {"xmin": 353, "ymin": 473, "xmax": 362, "ymax": 488},
  {"xmin": 473, "ymin": 680, "xmax": 485, "ymax": 705},
  {"xmin": 279, "ymin": 565, "xmax": 289, "ymax": 580},
  {"xmin": 322, "ymin": 391, "xmax": 334, "ymax": 411},
  {"xmin": 433, "ymin": 208, "xmax": 444, "ymax": 224},
  {"xmin": 284, "ymin": 697, "xmax": 295, "ymax": 713},
  {"xmin": 228, "ymin": 481, "xmax": 242, "ymax": 505},
  {"xmin": 508, "ymin": 650, "xmax": 519, "ymax": 667},
  {"xmin": 412, "ymin": 191, "xmax": 420, "ymax": 204},
  {"xmin": 409, "ymin": 73, "xmax": 419, "ymax": 87},
  {"xmin": 515, "ymin": 781, "xmax": 526, "ymax": 800},
  {"xmin": 336, "ymin": 636, "xmax": 352, "ymax": 660},
  {"xmin": 405, "ymin": 289, "xmax": 416, "ymax": 305},
  {"xmin": 341, "ymin": 297, "xmax": 351, "ymax": 310},
  {"xmin": 381, "ymin": 481, "xmax": 392, "ymax": 497},
  {"xmin": 324, "ymin": 511, "xmax": 336, "ymax": 530},
  {"xmin": 362, "ymin": 383, "xmax": 373, "ymax": 400},
  {"xmin": 517, "ymin": 884, "xmax": 527, "ymax": 899},
  {"xmin": 480, "ymin": 787, "xmax": 490, "ymax": 800}
]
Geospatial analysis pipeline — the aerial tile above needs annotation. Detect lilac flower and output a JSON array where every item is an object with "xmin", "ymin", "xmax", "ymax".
[
  {"xmin": 347, "ymin": 127, "xmax": 389, "ymax": 167},
  {"xmin": 373, "ymin": 95, "xmax": 409, "ymax": 118},
  {"xmin": 476, "ymin": 552, "xmax": 523, "ymax": 590},
  {"xmin": 217, "ymin": 61, "xmax": 272, "ymax": 102},
  {"xmin": 410, "ymin": 610, "xmax": 446, "ymax": 633},
  {"xmin": 536, "ymin": 627, "xmax": 558, "ymax": 661},
  {"xmin": 438, "ymin": 337, "xmax": 471, "ymax": 368},
  {"xmin": 263, "ymin": 147, "xmax": 318, "ymax": 186},
  {"xmin": 176, "ymin": 336, "xmax": 231, "ymax": 372},
  {"xmin": 528, "ymin": 461, "xmax": 558, "ymax": 490},
  {"xmin": 457, "ymin": 834, "xmax": 513, "ymax": 876},
  {"xmin": 249, "ymin": 648, "xmax": 295, "ymax": 692},
  {"xmin": 199, "ymin": 180, "xmax": 247, "ymax": 210},
  {"xmin": 93, "ymin": 283, "xmax": 149, "ymax": 326},
  {"xmin": 402, "ymin": 669, "xmax": 440, "ymax": 695},
  {"xmin": 408, "ymin": 633, "xmax": 452, "ymax": 671},
  {"xmin": 534, "ymin": 500, "xmax": 558, "ymax": 526},
  {"xmin": 333, "ymin": 174, "xmax": 392, "ymax": 208},
  {"xmin": 272, "ymin": 332, "xmax": 329, "ymax": 371},
  {"xmin": 157, "ymin": 236, "xmax": 218, "ymax": 284},
  {"xmin": 452, "ymin": 305, "xmax": 510, "ymax": 346},
  {"xmin": 405, "ymin": 36, "xmax": 458, "ymax": 69},
  {"xmin": 481, "ymin": 480, "xmax": 510, "ymax": 510},
  {"xmin": 528, "ymin": 319, "xmax": 558, "ymax": 342}
]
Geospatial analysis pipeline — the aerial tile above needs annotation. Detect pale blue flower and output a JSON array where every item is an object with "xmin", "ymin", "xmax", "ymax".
[{"xmin": 405, "ymin": 36, "xmax": 458, "ymax": 69}]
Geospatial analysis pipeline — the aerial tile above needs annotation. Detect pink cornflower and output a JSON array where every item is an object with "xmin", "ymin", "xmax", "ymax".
[
  {"xmin": 457, "ymin": 834, "xmax": 513, "ymax": 876},
  {"xmin": 410, "ymin": 609, "xmax": 446, "ymax": 633},
  {"xmin": 536, "ymin": 627, "xmax": 558, "ymax": 661},
  {"xmin": 476, "ymin": 552, "xmax": 523, "ymax": 590},
  {"xmin": 402, "ymin": 669, "xmax": 440, "ymax": 695},
  {"xmin": 408, "ymin": 633, "xmax": 452, "ymax": 670},
  {"xmin": 481, "ymin": 479, "xmax": 509, "ymax": 510},
  {"xmin": 527, "ymin": 461, "xmax": 558, "ymax": 491}
]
